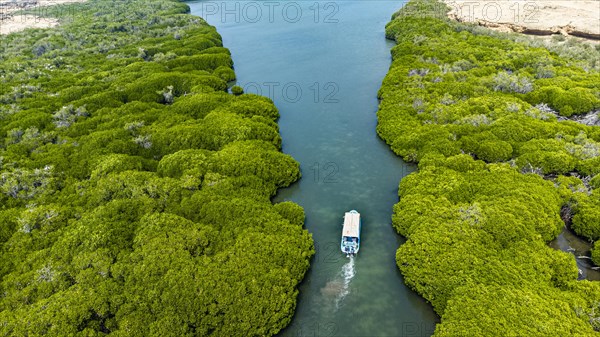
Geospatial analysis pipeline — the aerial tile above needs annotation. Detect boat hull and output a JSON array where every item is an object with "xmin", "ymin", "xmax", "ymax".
[{"xmin": 341, "ymin": 210, "xmax": 361, "ymax": 256}]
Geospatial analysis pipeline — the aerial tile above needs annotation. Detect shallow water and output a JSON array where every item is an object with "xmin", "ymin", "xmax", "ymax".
[
  {"xmin": 187, "ymin": 1, "xmax": 439, "ymax": 336},
  {"xmin": 549, "ymin": 226, "xmax": 600, "ymax": 281}
]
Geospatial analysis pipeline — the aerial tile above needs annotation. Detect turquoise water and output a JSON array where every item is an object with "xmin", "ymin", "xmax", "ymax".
[{"xmin": 187, "ymin": 1, "xmax": 439, "ymax": 335}]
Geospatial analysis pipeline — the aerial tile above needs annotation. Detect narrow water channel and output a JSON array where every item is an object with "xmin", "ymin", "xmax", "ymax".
[
  {"xmin": 550, "ymin": 226, "xmax": 600, "ymax": 281},
  {"xmin": 187, "ymin": 1, "xmax": 439, "ymax": 335}
]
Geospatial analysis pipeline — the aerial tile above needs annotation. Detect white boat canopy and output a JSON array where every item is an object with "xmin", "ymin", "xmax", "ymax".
[{"xmin": 342, "ymin": 211, "xmax": 360, "ymax": 238}]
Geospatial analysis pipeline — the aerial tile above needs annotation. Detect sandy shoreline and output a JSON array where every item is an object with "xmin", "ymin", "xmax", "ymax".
[
  {"xmin": 443, "ymin": 0, "xmax": 600, "ymax": 41},
  {"xmin": 0, "ymin": 0, "xmax": 86, "ymax": 35},
  {"xmin": 2, "ymin": 0, "xmax": 599, "ymax": 41}
]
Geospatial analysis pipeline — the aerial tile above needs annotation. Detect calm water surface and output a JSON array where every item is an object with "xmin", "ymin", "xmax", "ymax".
[
  {"xmin": 187, "ymin": 1, "xmax": 439, "ymax": 335},
  {"xmin": 550, "ymin": 226, "xmax": 600, "ymax": 281}
]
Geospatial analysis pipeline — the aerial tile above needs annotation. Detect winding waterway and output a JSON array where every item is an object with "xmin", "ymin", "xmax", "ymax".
[{"xmin": 187, "ymin": 1, "xmax": 439, "ymax": 335}]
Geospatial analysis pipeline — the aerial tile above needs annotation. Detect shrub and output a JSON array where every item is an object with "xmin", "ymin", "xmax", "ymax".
[
  {"xmin": 475, "ymin": 140, "xmax": 513, "ymax": 162},
  {"xmin": 90, "ymin": 154, "xmax": 144, "ymax": 179},
  {"xmin": 591, "ymin": 174, "xmax": 600, "ymax": 189},
  {"xmin": 221, "ymin": 94, "xmax": 279, "ymax": 119},
  {"xmin": 125, "ymin": 72, "xmax": 207, "ymax": 102},
  {"xmin": 157, "ymin": 149, "xmax": 212, "ymax": 178},
  {"xmin": 231, "ymin": 85, "xmax": 244, "ymax": 96},
  {"xmin": 576, "ymin": 157, "xmax": 600, "ymax": 176},
  {"xmin": 164, "ymin": 54, "xmax": 233, "ymax": 72},
  {"xmin": 592, "ymin": 243, "xmax": 600, "ymax": 266},
  {"xmin": 274, "ymin": 201, "xmax": 306, "ymax": 227},
  {"xmin": 492, "ymin": 71, "xmax": 533, "ymax": 94},
  {"xmin": 572, "ymin": 196, "xmax": 600, "ymax": 240},
  {"xmin": 517, "ymin": 151, "xmax": 576, "ymax": 175},
  {"xmin": 170, "ymin": 92, "xmax": 232, "ymax": 119},
  {"xmin": 527, "ymin": 86, "xmax": 600, "ymax": 117},
  {"xmin": 213, "ymin": 66, "xmax": 236, "ymax": 82}
]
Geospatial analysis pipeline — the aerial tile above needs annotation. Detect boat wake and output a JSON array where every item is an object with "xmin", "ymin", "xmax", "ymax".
[
  {"xmin": 318, "ymin": 257, "xmax": 357, "ymax": 312},
  {"xmin": 334, "ymin": 256, "xmax": 356, "ymax": 309}
]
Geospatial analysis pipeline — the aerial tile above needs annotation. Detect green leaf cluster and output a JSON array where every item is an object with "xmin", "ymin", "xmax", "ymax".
[
  {"xmin": 0, "ymin": 1, "xmax": 313, "ymax": 335},
  {"xmin": 380, "ymin": 0, "xmax": 600, "ymax": 334}
]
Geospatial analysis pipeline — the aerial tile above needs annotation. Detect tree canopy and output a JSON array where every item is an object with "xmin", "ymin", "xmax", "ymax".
[
  {"xmin": 0, "ymin": 1, "xmax": 313, "ymax": 335},
  {"xmin": 380, "ymin": 0, "xmax": 600, "ymax": 335}
]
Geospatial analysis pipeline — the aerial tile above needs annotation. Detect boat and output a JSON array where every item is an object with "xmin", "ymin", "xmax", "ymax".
[{"xmin": 341, "ymin": 210, "xmax": 361, "ymax": 257}]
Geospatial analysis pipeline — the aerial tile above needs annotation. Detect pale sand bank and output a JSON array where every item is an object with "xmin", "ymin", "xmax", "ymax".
[
  {"xmin": 443, "ymin": 0, "xmax": 600, "ymax": 40},
  {"xmin": 1, "ymin": 0, "xmax": 86, "ymax": 35}
]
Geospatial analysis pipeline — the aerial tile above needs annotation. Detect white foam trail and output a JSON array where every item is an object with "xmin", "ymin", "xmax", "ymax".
[{"xmin": 334, "ymin": 256, "xmax": 356, "ymax": 309}]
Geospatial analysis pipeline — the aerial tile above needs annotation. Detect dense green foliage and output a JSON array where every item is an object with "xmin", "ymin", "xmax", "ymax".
[
  {"xmin": 380, "ymin": 0, "xmax": 600, "ymax": 335},
  {"xmin": 0, "ymin": 1, "xmax": 313, "ymax": 335}
]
